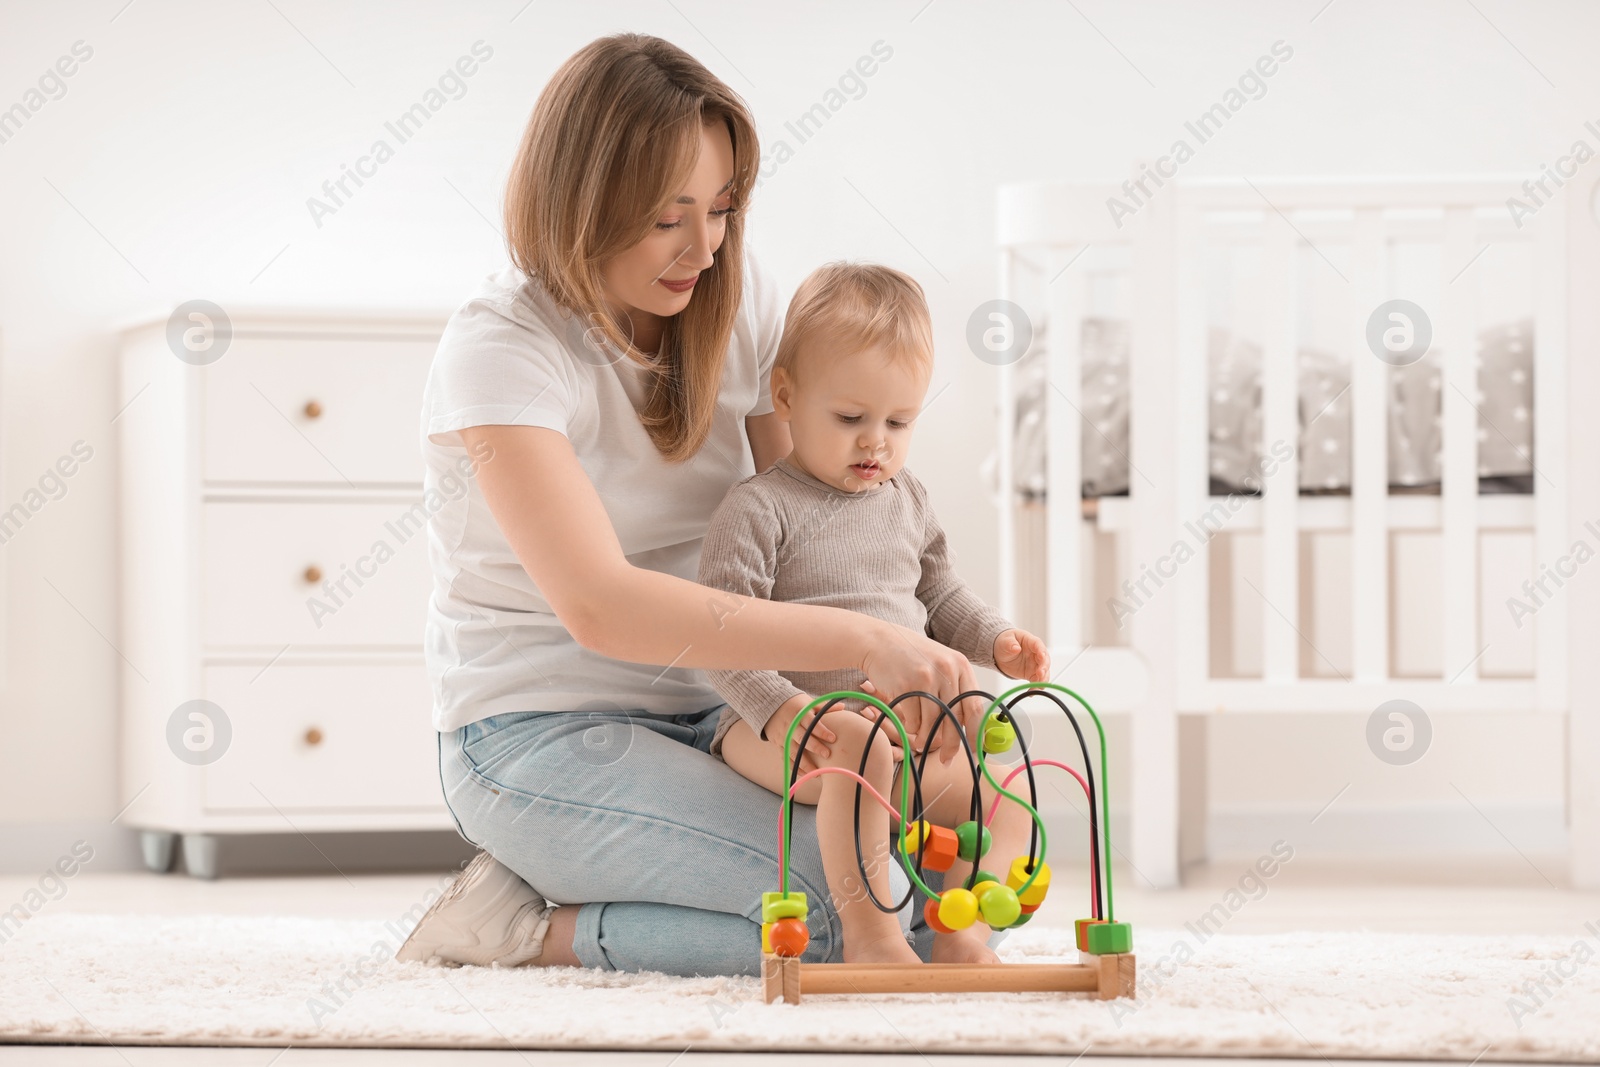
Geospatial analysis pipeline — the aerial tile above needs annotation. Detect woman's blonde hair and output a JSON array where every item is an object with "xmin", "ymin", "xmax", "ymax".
[
  {"xmin": 504, "ymin": 34, "xmax": 758, "ymax": 462},
  {"xmin": 774, "ymin": 262, "xmax": 935, "ymax": 385}
]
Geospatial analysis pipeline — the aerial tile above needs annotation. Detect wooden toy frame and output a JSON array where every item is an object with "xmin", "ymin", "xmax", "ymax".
[
  {"xmin": 761, "ymin": 951, "xmax": 1137, "ymax": 1004},
  {"xmin": 758, "ymin": 682, "xmax": 1136, "ymax": 1002}
]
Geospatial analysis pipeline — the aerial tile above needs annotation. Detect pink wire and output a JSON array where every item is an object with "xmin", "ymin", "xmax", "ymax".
[
  {"xmin": 987, "ymin": 759, "xmax": 1098, "ymax": 918},
  {"xmin": 775, "ymin": 766, "xmax": 903, "ymax": 878},
  {"xmin": 776, "ymin": 759, "xmax": 1099, "ymax": 919}
]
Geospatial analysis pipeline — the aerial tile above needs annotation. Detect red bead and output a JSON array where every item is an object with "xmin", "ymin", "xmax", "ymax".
[
  {"xmin": 768, "ymin": 917, "xmax": 809, "ymax": 957},
  {"xmin": 1019, "ymin": 901, "xmax": 1041, "ymax": 915},
  {"xmin": 923, "ymin": 896, "xmax": 954, "ymax": 934}
]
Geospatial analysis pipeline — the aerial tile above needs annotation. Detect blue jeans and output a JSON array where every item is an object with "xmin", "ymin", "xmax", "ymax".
[{"xmin": 438, "ymin": 704, "xmax": 1004, "ymax": 977}]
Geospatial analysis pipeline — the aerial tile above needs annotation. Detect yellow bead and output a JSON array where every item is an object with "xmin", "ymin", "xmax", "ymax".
[
  {"xmin": 901, "ymin": 820, "xmax": 930, "ymax": 853},
  {"xmin": 761, "ymin": 890, "xmax": 809, "ymax": 923},
  {"xmin": 1006, "ymin": 857, "xmax": 1051, "ymax": 906},
  {"xmin": 761, "ymin": 921, "xmax": 774, "ymax": 953},
  {"xmin": 937, "ymin": 888, "xmax": 979, "ymax": 930},
  {"xmin": 971, "ymin": 879, "xmax": 1001, "ymax": 903}
]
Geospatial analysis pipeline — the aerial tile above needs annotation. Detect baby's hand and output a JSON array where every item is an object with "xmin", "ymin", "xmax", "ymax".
[{"xmin": 993, "ymin": 628, "xmax": 1050, "ymax": 683}]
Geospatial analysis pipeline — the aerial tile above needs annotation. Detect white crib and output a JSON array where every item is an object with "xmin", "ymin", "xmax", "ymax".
[{"xmin": 993, "ymin": 171, "xmax": 1600, "ymax": 888}]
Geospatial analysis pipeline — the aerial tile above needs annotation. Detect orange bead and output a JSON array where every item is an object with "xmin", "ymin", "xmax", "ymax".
[
  {"xmin": 768, "ymin": 917, "xmax": 809, "ymax": 958},
  {"xmin": 923, "ymin": 896, "xmax": 954, "ymax": 934},
  {"xmin": 915, "ymin": 825, "xmax": 961, "ymax": 872}
]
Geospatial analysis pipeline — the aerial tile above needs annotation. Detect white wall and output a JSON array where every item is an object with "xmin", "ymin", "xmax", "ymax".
[{"xmin": 1, "ymin": 0, "xmax": 1591, "ymax": 867}]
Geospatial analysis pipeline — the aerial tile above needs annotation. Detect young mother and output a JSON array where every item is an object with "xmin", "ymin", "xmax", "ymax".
[{"xmin": 398, "ymin": 33, "xmax": 989, "ymax": 978}]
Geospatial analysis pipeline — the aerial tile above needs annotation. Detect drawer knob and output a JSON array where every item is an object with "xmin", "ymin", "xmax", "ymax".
[
  {"xmin": 303, "ymin": 565, "xmax": 323, "ymax": 584},
  {"xmin": 303, "ymin": 399, "xmax": 324, "ymax": 419},
  {"xmin": 304, "ymin": 727, "xmax": 324, "ymax": 747}
]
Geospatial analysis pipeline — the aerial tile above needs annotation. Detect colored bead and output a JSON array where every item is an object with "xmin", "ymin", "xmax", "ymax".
[
  {"xmin": 761, "ymin": 891, "xmax": 809, "ymax": 923},
  {"xmin": 1011, "ymin": 909, "xmax": 1033, "ymax": 926},
  {"xmin": 761, "ymin": 921, "xmax": 774, "ymax": 953},
  {"xmin": 973, "ymin": 869, "xmax": 1002, "ymax": 888},
  {"xmin": 923, "ymin": 896, "xmax": 953, "ymax": 934},
  {"xmin": 937, "ymin": 888, "xmax": 979, "ymax": 930},
  {"xmin": 1074, "ymin": 918, "xmax": 1104, "ymax": 952},
  {"xmin": 1006, "ymin": 857, "xmax": 1051, "ymax": 906},
  {"xmin": 905, "ymin": 824, "xmax": 960, "ymax": 872},
  {"xmin": 983, "ymin": 716, "xmax": 1016, "ymax": 753},
  {"xmin": 1019, "ymin": 901, "xmax": 1041, "ymax": 915},
  {"xmin": 1085, "ymin": 921, "xmax": 1133, "ymax": 955},
  {"xmin": 768, "ymin": 917, "xmax": 810, "ymax": 957},
  {"xmin": 900, "ymin": 820, "xmax": 931, "ymax": 852},
  {"xmin": 978, "ymin": 885, "xmax": 1021, "ymax": 928},
  {"xmin": 970, "ymin": 878, "xmax": 1002, "ymax": 904},
  {"xmin": 954, "ymin": 821, "xmax": 991, "ymax": 862}
]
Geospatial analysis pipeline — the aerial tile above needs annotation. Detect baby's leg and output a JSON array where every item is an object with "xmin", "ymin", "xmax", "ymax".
[
  {"xmin": 905, "ymin": 752, "xmax": 1037, "ymax": 964},
  {"xmin": 722, "ymin": 713, "xmax": 919, "ymax": 964}
]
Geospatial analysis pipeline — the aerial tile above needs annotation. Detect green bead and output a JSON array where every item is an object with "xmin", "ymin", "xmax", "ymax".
[
  {"xmin": 761, "ymin": 890, "xmax": 809, "ymax": 923},
  {"xmin": 954, "ymin": 821, "xmax": 991, "ymax": 862},
  {"xmin": 1085, "ymin": 921, "xmax": 1134, "ymax": 955},
  {"xmin": 983, "ymin": 717, "xmax": 1016, "ymax": 753},
  {"xmin": 972, "ymin": 869, "xmax": 1002, "ymax": 889},
  {"xmin": 978, "ymin": 884, "xmax": 1021, "ymax": 928},
  {"xmin": 1011, "ymin": 909, "xmax": 1033, "ymax": 926}
]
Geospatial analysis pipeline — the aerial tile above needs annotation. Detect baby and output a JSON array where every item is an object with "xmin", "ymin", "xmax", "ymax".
[{"xmin": 697, "ymin": 261, "xmax": 1051, "ymax": 965}]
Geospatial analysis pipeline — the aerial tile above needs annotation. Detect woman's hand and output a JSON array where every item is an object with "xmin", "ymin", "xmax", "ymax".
[
  {"xmin": 994, "ymin": 628, "xmax": 1051, "ymax": 683},
  {"xmin": 855, "ymin": 622, "xmax": 980, "ymax": 767}
]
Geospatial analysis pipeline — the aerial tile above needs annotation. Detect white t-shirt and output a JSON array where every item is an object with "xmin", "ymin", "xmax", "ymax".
[{"xmin": 420, "ymin": 249, "xmax": 785, "ymax": 731}]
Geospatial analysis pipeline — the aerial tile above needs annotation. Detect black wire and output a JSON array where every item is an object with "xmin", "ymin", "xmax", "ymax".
[
  {"xmin": 1005, "ymin": 687, "xmax": 1103, "ymax": 920},
  {"xmin": 993, "ymin": 694, "xmax": 1041, "ymax": 870},
  {"xmin": 785, "ymin": 695, "xmax": 922, "ymax": 914},
  {"xmin": 881, "ymin": 690, "xmax": 984, "ymax": 890}
]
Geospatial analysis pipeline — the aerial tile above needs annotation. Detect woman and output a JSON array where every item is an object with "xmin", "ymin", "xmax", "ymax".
[{"xmin": 397, "ymin": 33, "xmax": 988, "ymax": 978}]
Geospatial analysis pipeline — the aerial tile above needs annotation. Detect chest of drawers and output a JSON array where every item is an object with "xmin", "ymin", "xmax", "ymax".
[{"xmin": 117, "ymin": 310, "xmax": 451, "ymax": 877}]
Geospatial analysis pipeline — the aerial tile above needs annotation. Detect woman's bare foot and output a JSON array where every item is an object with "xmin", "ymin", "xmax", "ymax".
[
  {"xmin": 930, "ymin": 928, "xmax": 1001, "ymax": 965},
  {"xmin": 843, "ymin": 927, "xmax": 923, "ymax": 964}
]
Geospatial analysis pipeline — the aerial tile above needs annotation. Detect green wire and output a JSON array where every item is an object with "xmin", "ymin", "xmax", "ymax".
[
  {"xmin": 989, "ymin": 681, "xmax": 1116, "ymax": 923},
  {"xmin": 776, "ymin": 689, "xmax": 1050, "ymax": 910}
]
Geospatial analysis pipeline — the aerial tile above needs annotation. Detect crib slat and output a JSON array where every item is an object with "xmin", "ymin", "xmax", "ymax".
[
  {"xmin": 1175, "ymin": 203, "xmax": 1210, "ymax": 696},
  {"xmin": 1439, "ymin": 206, "xmax": 1479, "ymax": 683},
  {"xmin": 1350, "ymin": 208, "xmax": 1389, "ymax": 682},
  {"xmin": 1261, "ymin": 224, "xmax": 1300, "ymax": 683},
  {"xmin": 1046, "ymin": 246, "xmax": 1086, "ymax": 651},
  {"xmin": 1534, "ymin": 194, "xmax": 1569, "ymax": 711},
  {"xmin": 997, "ymin": 249, "xmax": 1016, "ymax": 625}
]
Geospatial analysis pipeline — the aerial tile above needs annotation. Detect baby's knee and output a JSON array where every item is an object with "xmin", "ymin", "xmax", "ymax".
[{"xmin": 832, "ymin": 716, "xmax": 899, "ymax": 781}]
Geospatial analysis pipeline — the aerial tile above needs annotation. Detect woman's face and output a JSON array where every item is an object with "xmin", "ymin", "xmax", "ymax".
[{"xmin": 599, "ymin": 121, "xmax": 735, "ymax": 349}]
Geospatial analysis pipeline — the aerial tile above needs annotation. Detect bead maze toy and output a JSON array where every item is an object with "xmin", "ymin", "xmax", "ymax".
[{"xmin": 759, "ymin": 680, "xmax": 1135, "ymax": 1003}]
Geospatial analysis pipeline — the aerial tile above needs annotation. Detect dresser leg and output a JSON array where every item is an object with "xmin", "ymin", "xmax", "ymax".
[
  {"xmin": 182, "ymin": 834, "xmax": 221, "ymax": 880},
  {"xmin": 140, "ymin": 831, "xmax": 177, "ymax": 873}
]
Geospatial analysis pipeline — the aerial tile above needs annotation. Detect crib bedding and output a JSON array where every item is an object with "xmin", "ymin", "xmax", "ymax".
[{"xmin": 995, "ymin": 315, "xmax": 1535, "ymax": 501}]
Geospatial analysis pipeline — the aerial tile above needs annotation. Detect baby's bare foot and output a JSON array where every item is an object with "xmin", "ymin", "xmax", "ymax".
[
  {"xmin": 930, "ymin": 929, "xmax": 1001, "ymax": 965},
  {"xmin": 843, "ymin": 929, "xmax": 922, "ymax": 965}
]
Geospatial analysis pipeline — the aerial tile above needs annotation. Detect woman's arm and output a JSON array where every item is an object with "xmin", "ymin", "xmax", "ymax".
[
  {"xmin": 745, "ymin": 411, "xmax": 791, "ymax": 472},
  {"xmin": 459, "ymin": 423, "xmax": 978, "ymax": 721}
]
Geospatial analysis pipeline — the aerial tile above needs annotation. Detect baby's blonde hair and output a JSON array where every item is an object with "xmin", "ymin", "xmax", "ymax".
[{"xmin": 774, "ymin": 262, "xmax": 935, "ymax": 385}]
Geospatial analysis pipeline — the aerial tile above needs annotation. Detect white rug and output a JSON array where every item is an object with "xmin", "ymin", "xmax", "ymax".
[{"xmin": 0, "ymin": 913, "xmax": 1596, "ymax": 1060}]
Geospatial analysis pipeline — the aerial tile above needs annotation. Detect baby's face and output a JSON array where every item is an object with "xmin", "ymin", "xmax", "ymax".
[{"xmin": 773, "ymin": 344, "xmax": 930, "ymax": 494}]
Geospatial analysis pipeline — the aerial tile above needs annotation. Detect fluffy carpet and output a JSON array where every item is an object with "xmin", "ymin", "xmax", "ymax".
[{"xmin": 1, "ymin": 913, "xmax": 1596, "ymax": 1060}]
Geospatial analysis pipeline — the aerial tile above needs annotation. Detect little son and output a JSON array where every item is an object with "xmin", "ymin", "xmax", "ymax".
[{"xmin": 697, "ymin": 262, "xmax": 1050, "ymax": 965}]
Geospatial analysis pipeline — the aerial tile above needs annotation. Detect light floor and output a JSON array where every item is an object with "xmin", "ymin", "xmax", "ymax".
[{"xmin": 0, "ymin": 854, "xmax": 1592, "ymax": 1065}]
